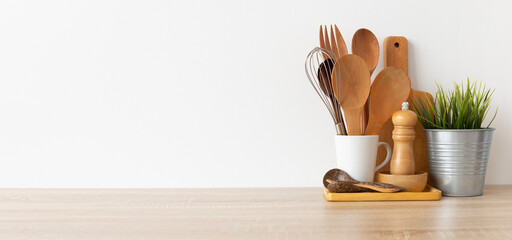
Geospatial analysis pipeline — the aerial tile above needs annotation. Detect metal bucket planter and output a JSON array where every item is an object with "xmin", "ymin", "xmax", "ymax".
[{"xmin": 424, "ymin": 128, "xmax": 494, "ymax": 197}]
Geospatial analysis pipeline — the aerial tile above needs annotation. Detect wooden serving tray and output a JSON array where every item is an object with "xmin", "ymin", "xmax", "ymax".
[{"xmin": 324, "ymin": 185, "xmax": 441, "ymax": 202}]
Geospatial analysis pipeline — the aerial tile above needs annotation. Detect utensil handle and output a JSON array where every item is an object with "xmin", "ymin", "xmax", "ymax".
[
  {"xmin": 383, "ymin": 36, "xmax": 408, "ymax": 75},
  {"xmin": 344, "ymin": 109, "xmax": 362, "ymax": 135},
  {"xmin": 375, "ymin": 142, "xmax": 391, "ymax": 172}
]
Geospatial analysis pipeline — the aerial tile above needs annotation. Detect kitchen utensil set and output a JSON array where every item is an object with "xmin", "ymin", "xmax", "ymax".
[
  {"xmin": 310, "ymin": 29, "xmax": 442, "ymax": 200},
  {"xmin": 307, "ymin": 25, "xmax": 411, "ymax": 135}
]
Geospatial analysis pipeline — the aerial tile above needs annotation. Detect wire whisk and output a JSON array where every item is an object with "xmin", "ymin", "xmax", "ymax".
[{"xmin": 305, "ymin": 47, "xmax": 347, "ymax": 135}]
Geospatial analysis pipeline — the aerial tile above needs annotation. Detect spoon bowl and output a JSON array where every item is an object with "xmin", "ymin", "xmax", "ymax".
[
  {"xmin": 365, "ymin": 67, "xmax": 411, "ymax": 135},
  {"xmin": 317, "ymin": 59, "xmax": 335, "ymax": 97},
  {"xmin": 352, "ymin": 28, "xmax": 380, "ymax": 74}
]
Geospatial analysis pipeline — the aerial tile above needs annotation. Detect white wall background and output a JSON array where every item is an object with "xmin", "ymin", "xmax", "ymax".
[{"xmin": 0, "ymin": 0, "xmax": 510, "ymax": 187}]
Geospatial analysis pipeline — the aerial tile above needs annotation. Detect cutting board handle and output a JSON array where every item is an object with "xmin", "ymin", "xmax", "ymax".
[{"xmin": 383, "ymin": 36, "xmax": 409, "ymax": 75}]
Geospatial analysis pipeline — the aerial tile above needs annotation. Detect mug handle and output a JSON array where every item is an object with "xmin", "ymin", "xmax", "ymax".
[{"xmin": 374, "ymin": 142, "xmax": 392, "ymax": 172}]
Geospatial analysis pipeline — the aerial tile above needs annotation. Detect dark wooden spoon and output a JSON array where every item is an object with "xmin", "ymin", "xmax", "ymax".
[
  {"xmin": 318, "ymin": 59, "xmax": 347, "ymax": 135},
  {"xmin": 317, "ymin": 59, "xmax": 335, "ymax": 97},
  {"xmin": 326, "ymin": 179, "xmax": 367, "ymax": 193},
  {"xmin": 323, "ymin": 168, "xmax": 356, "ymax": 187},
  {"xmin": 323, "ymin": 168, "xmax": 405, "ymax": 193}
]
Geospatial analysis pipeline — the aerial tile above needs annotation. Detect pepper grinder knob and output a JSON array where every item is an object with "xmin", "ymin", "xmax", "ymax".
[
  {"xmin": 390, "ymin": 102, "xmax": 418, "ymax": 175},
  {"xmin": 401, "ymin": 102, "xmax": 409, "ymax": 110}
]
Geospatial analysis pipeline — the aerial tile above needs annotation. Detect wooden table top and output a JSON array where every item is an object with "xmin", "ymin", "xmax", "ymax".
[{"xmin": 1, "ymin": 186, "xmax": 511, "ymax": 239}]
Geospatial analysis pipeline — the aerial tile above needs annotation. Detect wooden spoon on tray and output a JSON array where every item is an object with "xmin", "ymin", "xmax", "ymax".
[
  {"xmin": 331, "ymin": 55, "xmax": 371, "ymax": 135},
  {"xmin": 323, "ymin": 168, "xmax": 404, "ymax": 193}
]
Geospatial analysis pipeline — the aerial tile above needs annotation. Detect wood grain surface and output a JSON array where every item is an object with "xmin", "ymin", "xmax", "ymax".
[{"xmin": 0, "ymin": 187, "xmax": 511, "ymax": 239}]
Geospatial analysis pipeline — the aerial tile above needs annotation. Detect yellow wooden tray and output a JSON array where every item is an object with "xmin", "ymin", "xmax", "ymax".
[{"xmin": 323, "ymin": 185, "xmax": 441, "ymax": 202}]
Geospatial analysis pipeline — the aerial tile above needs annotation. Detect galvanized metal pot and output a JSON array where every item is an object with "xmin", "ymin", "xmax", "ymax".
[{"xmin": 424, "ymin": 128, "xmax": 494, "ymax": 197}]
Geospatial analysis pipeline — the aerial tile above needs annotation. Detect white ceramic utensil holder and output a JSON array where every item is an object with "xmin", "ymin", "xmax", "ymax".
[{"xmin": 334, "ymin": 135, "xmax": 391, "ymax": 182}]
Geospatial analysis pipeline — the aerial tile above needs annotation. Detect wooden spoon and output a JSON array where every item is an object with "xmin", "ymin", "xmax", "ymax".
[
  {"xmin": 352, "ymin": 28, "xmax": 379, "ymax": 133},
  {"xmin": 323, "ymin": 168, "xmax": 357, "ymax": 187},
  {"xmin": 351, "ymin": 28, "xmax": 380, "ymax": 75},
  {"xmin": 331, "ymin": 54, "xmax": 371, "ymax": 135},
  {"xmin": 365, "ymin": 67, "xmax": 411, "ymax": 135},
  {"xmin": 318, "ymin": 59, "xmax": 347, "ymax": 134},
  {"xmin": 323, "ymin": 168, "xmax": 404, "ymax": 193},
  {"xmin": 326, "ymin": 179, "xmax": 367, "ymax": 193},
  {"xmin": 317, "ymin": 59, "xmax": 335, "ymax": 97}
]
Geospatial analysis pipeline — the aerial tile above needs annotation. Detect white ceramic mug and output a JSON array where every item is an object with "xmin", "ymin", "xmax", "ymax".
[{"xmin": 334, "ymin": 135, "xmax": 391, "ymax": 182}]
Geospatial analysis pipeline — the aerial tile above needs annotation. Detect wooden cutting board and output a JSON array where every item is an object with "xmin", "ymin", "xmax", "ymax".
[{"xmin": 375, "ymin": 36, "xmax": 433, "ymax": 177}]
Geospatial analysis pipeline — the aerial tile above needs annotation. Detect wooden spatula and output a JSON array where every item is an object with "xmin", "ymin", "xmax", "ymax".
[
  {"xmin": 331, "ymin": 55, "xmax": 371, "ymax": 135},
  {"xmin": 375, "ymin": 36, "xmax": 434, "ymax": 175},
  {"xmin": 365, "ymin": 67, "xmax": 411, "ymax": 135}
]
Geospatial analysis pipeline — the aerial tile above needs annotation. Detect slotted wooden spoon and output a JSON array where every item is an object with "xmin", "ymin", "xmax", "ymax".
[{"xmin": 331, "ymin": 54, "xmax": 371, "ymax": 135}]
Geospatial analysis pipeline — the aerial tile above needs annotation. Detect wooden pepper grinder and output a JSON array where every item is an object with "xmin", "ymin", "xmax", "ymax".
[{"xmin": 390, "ymin": 102, "xmax": 418, "ymax": 175}]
